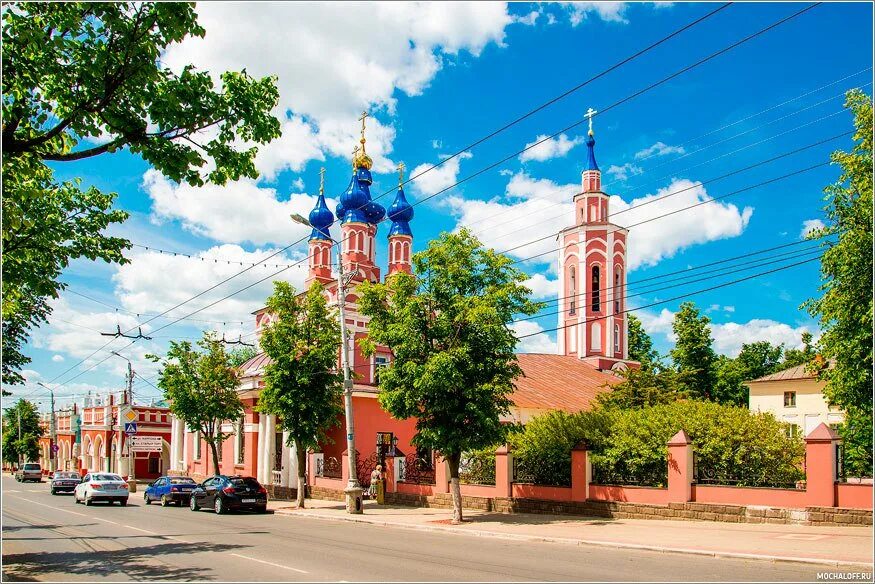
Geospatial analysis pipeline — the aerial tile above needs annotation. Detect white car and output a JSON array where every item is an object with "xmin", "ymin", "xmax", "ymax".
[{"xmin": 74, "ymin": 473, "xmax": 129, "ymax": 506}]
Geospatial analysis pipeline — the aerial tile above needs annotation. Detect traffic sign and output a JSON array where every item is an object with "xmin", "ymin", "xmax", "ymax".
[
  {"xmin": 51, "ymin": 444, "xmax": 59, "ymax": 453},
  {"xmin": 123, "ymin": 409, "xmax": 137, "ymax": 423},
  {"xmin": 130, "ymin": 435, "xmax": 162, "ymax": 452},
  {"xmin": 124, "ymin": 422, "xmax": 137, "ymax": 435}
]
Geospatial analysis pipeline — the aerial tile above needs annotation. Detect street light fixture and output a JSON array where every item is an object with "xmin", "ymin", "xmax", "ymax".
[{"xmin": 291, "ymin": 211, "xmax": 364, "ymax": 514}]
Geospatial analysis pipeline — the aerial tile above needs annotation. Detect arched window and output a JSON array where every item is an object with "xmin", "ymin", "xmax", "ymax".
[
  {"xmin": 591, "ymin": 322, "xmax": 602, "ymax": 351},
  {"xmin": 356, "ymin": 232, "xmax": 364, "ymax": 252},
  {"xmin": 614, "ymin": 323, "xmax": 621, "ymax": 353},
  {"xmin": 615, "ymin": 267, "xmax": 622, "ymax": 314},
  {"xmin": 591, "ymin": 265, "xmax": 601, "ymax": 312},
  {"xmin": 569, "ymin": 267, "xmax": 576, "ymax": 315}
]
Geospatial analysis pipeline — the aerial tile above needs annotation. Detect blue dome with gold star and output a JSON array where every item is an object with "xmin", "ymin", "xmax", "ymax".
[
  {"xmin": 585, "ymin": 131, "xmax": 599, "ymax": 171},
  {"xmin": 308, "ymin": 191, "xmax": 334, "ymax": 240},
  {"xmin": 387, "ymin": 185, "xmax": 413, "ymax": 237}
]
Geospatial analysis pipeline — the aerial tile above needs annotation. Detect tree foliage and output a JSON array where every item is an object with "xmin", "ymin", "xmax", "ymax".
[
  {"xmin": 1, "ymin": 2, "xmax": 281, "ymax": 385},
  {"xmin": 714, "ymin": 341, "xmax": 784, "ymax": 406},
  {"xmin": 597, "ymin": 365, "xmax": 687, "ymax": 410},
  {"xmin": 257, "ymin": 282, "xmax": 343, "ymax": 508},
  {"xmin": 150, "ymin": 333, "xmax": 243, "ymax": 474},
  {"xmin": 780, "ymin": 331, "xmax": 816, "ymax": 370},
  {"xmin": 670, "ymin": 302, "xmax": 718, "ymax": 401},
  {"xmin": 359, "ymin": 228, "xmax": 540, "ymax": 522},
  {"xmin": 804, "ymin": 89, "xmax": 873, "ymax": 476},
  {"xmin": 2, "ymin": 399, "xmax": 44, "ymax": 465},
  {"xmin": 627, "ymin": 313, "xmax": 659, "ymax": 367}
]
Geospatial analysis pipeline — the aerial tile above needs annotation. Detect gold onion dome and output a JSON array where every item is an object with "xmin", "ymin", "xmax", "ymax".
[{"xmin": 353, "ymin": 139, "xmax": 373, "ymax": 170}]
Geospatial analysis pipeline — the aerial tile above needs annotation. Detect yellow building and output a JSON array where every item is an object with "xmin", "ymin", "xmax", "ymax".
[{"xmin": 746, "ymin": 363, "xmax": 844, "ymax": 437}]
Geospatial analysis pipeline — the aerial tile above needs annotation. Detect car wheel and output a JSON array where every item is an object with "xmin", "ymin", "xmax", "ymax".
[
  {"xmin": 120, "ymin": 499, "xmax": 128, "ymax": 507},
  {"xmin": 85, "ymin": 497, "xmax": 93, "ymax": 506},
  {"xmin": 161, "ymin": 495, "xmax": 169, "ymax": 507},
  {"xmin": 189, "ymin": 496, "xmax": 199, "ymax": 512},
  {"xmin": 257, "ymin": 506, "xmax": 268, "ymax": 514},
  {"xmin": 50, "ymin": 489, "xmax": 56, "ymax": 495},
  {"xmin": 144, "ymin": 493, "xmax": 151, "ymax": 505},
  {"xmin": 214, "ymin": 496, "xmax": 225, "ymax": 515}
]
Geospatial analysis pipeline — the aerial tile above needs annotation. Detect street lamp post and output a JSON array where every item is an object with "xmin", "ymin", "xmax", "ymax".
[
  {"xmin": 291, "ymin": 211, "xmax": 364, "ymax": 514},
  {"xmin": 37, "ymin": 382, "xmax": 56, "ymax": 472},
  {"xmin": 110, "ymin": 351, "xmax": 135, "ymax": 483}
]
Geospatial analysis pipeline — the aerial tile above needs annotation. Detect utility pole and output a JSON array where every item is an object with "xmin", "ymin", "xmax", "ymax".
[
  {"xmin": 38, "ymin": 382, "xmax": 56, "ymax": 472},
  {"xmin": 17, "ymin": 408, "xmax": 22, "ymax": 469},
  {"xmin": 111, "ymin": 351, "xmax": 135, "ymax": 481}
]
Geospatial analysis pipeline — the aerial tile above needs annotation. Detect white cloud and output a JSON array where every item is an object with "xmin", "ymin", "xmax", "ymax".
[
  {"xmin": 450, "ymin": 173, "xmax": 752, "ymax": 270},
  {"xmin": 112, "ymin": 244, "xmax": 309, "ymax": 325},
  {"xmin": 144, "ymin": 169, "xmax": 339, "ymax": 246},
  {"xmin": 634, "ymin": 141, "xmax": 685, "ymax": 159},
  {"xmin": 800, "ymin": 219, "xmax": 826, "ymax": 239},
  {"xmin": 562, "ymin": 2, "xmax": 630, "ymax": 25},
  {"xmin": 51, "ymin": 355, "xmax": 65, "ymax": 362},
  {"xmin": 431, "ymin": 139, "xmax": 443, "ymax": 149},
  {"xmin": 511, "ymin": 320, "xmax": 558, "ymax": 353},
  {"xmin": 607, "ymin": 162, "xmax": 643, "ymax": 182},
  {"xmin": 409, "ymin": 151, "xmax": 473, "ymax": 198},
  {"xmin": 512, "ymin": 10, "xmax": 541, "ymax": 26},
  {"xmin": 159, "ymin": 3, "xmax": 512, "ymax": 179},
  {"xmin": 519, "ymin": 133, "xmax": 584, "ymax": 162},
  {"xmin": 523, "ymin": 274, "xmax": 559, "ymax": 300}
]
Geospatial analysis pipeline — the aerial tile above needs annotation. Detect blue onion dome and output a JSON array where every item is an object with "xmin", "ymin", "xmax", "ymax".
[
  {"xmin": 308, "ymin": 191, "xmax": 334, "ymax": 240},
  {"xmin": 387, "ymin": 185, "xmax": 414, "ymax": 237},
  {"xmin": 355, "ymin": 166, "xmax": 373, "ymax": 185},
  {"xmin": 364, "ymin": 200, "xmax": 386, "ymax": 224},
  {"xmin": 585, "ymin": 131, "xmax": 599, "ymax": 171},
  {"xmin": 338, "ymin": 171, "xmax": 369, "ymax": 223}
]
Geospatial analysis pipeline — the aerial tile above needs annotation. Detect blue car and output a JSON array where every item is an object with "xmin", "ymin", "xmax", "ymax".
[{"xmin": 144, "ymin": 476, "xmax": 197, "ymax": 507}]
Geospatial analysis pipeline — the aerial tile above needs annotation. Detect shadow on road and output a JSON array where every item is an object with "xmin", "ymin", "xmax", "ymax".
[{"xmin": 1, "ymin": 540, "xmax": 239, "ymax": 581}]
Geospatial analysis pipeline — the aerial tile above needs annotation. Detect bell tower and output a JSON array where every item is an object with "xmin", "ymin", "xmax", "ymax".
[{"xmin": 557, "ymin": 107, "xmax": 631, "ymax": 371}]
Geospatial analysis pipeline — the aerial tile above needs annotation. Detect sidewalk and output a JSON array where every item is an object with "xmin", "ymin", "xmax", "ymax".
[{"xmin": 268, "ymin": 498, "xmax": 874, "ymax": 567}]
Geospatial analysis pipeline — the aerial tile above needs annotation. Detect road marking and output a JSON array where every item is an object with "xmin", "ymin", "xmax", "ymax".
[
  {"xmin": 92, "ymin": 517, "xmax": 119, "ymax": 525},
  {"xmin": 5, "ymin": 489, "xmax": 19, "ymax": 493},
  {"xmin": 123, "ymin": 525, "xmax": 156, "ymax": 534},
  {"xmin": 230, "ymin": 553, "xmax": 308, "ymax": 574},
  {"xmin": 16, "ymin": 497, "xmax": 87, "ymax": 517},
  {"xmin": 776, "ymin": 534, "xmax": 829, "ymax": 541}
]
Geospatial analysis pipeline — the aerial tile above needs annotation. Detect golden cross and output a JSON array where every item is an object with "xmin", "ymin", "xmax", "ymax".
[
  {"xmin": 319, "ymin": 167, "xmax": 325, "ymax": 196},
  {"xmin": 358, "ymin": 110, "xmax": 369, "ymax": 143},
  {"xmin": 351, "ymin": 145, "xmax": 359, "ymax": 169},
  {"xmin": 397, "ymin": 162, "xmax": 405, "ymax": 186}
]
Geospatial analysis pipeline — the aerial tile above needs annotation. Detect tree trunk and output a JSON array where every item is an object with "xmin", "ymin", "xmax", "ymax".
[
  {"xmin": 209, "ymin": 440, "xmax": 220, "ymax": 477},
  {"xmin": 446, "ymin": 452, "xmax": 463, "ymax": 524},
  {"xmin": 295, "ymin": 442, "xmax": 307, "ymax": 508}
]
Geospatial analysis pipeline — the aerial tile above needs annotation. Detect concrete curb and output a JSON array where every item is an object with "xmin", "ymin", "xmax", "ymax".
[{"xmin": 273, "ymin": 507, "xmax": 874, "ymax": 568}]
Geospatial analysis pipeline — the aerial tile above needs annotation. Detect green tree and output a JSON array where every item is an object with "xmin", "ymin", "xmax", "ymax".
[
  {"xmin": 804, "ymin": 89, "xmax": 873, "ymax": 476},
  {"xmin": 2, "ymin": 399, "xmax": 44, "ymax": 466},
  {"xmin": 150, "ymin": 333, "xmax": 243, "ymax": 474},
  {"xmin": 2, "ymin": 2, "xmax": 281, "ymax": 385},
  {"xmin": 227, "ymin": 346, "xmax": 258, "ymax": 369},
  {"xmin": 597, "ymin": 365, "xmax": 687, "ymax": 410},
  {"xmin": 670, "ymin": 301, "xmax": 717, "ymax": 401},
  {"xmin": 780, "ymin": 331, "xmax": 816, "ymax": 370},
  {"xmin": 627, "ymin": 313, "xmax": 659, "ymax": 367},
  {"xmin": 359, "ymin": 228, "xmax": 540, "ymax": 523},
  {"xmin": 257, "ymin": 282, "xmax": 343, "ymax": 508},
  {"xmin": 714, "ymin": 341, "xmax": 784, "ymax": 406}
]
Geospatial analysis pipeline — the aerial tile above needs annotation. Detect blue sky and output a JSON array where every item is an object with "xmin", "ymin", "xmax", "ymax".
[{"xmin": 13, "ymin": 2, "xmax": 873, "ymax": 410}]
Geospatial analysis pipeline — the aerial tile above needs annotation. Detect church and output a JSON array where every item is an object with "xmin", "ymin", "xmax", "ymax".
[{"xmin": 167, "ymin": 112, "xmax": 636, "ymax": 491}]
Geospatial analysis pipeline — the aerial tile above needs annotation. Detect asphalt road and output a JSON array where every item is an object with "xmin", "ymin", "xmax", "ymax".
[{"xmin": 0, "ymin": 475, "xmax": 850, "ymax": 582}]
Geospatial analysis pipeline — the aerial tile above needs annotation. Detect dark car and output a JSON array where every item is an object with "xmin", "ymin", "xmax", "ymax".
[
  {"xmin": 189, "ymin": 475, "xmax": 268, "ymax": 515},
  {"xmin": 144, "ymin": 476, "xmax": 197, "ymax": 506},
  {"xmin": 50, "ymin": 471, "xmax": 82, "ymax": 494},
  {"xmin": 15, "ymin": 462, "xmax": 42, "ymax": 482}
]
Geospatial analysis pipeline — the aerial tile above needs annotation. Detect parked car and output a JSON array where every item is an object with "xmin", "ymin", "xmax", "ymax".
[
  {"xmin": 50, "ymin": 471, "xmax": 82, "ymax": 495},
  {"xmin": 144, "ymin": 476, "xmax": 198, "ymax": 506},
  {"xmin": 14, "ymin": 463, "xmax": 42, "ymax": 482},
  {"xmin": 74, "ymin": 473, "xmax": 129, "ymax": 506},
  {"xmin": 189, "ymin": 475, "xmax": 268, "ymax": 514}
]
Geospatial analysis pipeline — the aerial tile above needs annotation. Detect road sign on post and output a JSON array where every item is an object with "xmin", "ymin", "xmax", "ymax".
[
  {"xmin": 124, "ymin": 422, "xmax": 138, "ymax": 435},
  {"xmin": 130, "ymin": 435, "xmax": 162, "ymax": 452}
]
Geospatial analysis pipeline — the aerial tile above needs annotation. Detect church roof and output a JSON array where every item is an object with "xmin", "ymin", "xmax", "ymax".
[
  {"xmin": 512, "ymin": 353, "xmax": 619, "ymax": 412},
  {"xmin": 238, "ymin": 351, "xmax": 620, "ymax": 413},
  {"xmin": 585, "ymin": 132, "xmax": 599, "ymax": 171},
  {"xmin": 747, "ymin": 360, "xmax": 832, "ymax": 383}
]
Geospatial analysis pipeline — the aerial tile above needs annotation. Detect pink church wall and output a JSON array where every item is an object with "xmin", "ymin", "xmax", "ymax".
[{"xmin": 835, "ymin": 483, "xmax": 873, "ymax": 509}]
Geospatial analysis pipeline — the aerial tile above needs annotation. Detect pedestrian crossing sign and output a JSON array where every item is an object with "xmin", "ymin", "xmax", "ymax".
[{"xmin": 124, "ymin": 422, "xmax": 137, "ymax": 435}]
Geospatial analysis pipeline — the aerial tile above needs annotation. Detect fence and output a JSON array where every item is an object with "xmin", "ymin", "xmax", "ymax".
[{"xmin": 308, "ymin": 423, "xmax": 872, "ymax": 513}]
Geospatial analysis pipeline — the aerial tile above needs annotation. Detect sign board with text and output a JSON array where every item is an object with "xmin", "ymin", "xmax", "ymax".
[{"xmin": 129, "ymin": 435, "xmax": 163, "ymax": 452}]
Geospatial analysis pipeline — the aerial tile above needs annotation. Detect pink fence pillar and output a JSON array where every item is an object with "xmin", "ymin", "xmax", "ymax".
[
  {"xmin": 434, "ymin": 455, "xmax": 449, "ymax": 493},
  {"xmin": 571, "ymin": 441, "xmax": 590, "ymax": 502},
  {"xmin": 667, "ymin": 430, "xmax": 694, "ymax": 503},
  {"xmin": 804, "ymin": 423, "xmax": 840, "ymax": 507},
  {"xmin": 495, "ymin": 445, "xmax": 512, "ymax": 498}
]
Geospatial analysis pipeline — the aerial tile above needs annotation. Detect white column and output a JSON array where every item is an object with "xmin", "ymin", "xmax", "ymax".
[
  {"xmin": 256, "ymin": 415, "xmax": 266, "ymax": 483},
  {"xmin": 264, "ymin": 415, "xmax": 276, "ymax": 483},
  {"xmin": 607, "ymin": 231, "xmax": 615, "ymax": 358},
  {"xmin": 557, "ymin": 240, "xmax": 565, "ymax": 355},
  {"xmin": 182, "ymin": 427, "xmax": 190, "ymax": 473},
  {"xmin": 281, "ymin": 430, "xmax": 291, "ymax": 487},
  {"xmin": 287, "ymin": 442, "xmax": 298, "ymax": 487}
]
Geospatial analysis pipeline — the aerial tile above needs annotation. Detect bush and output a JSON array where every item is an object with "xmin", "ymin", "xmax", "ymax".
[{"xmin": 511, "ymin": 402, "xmax": 805, "ymax": 488}]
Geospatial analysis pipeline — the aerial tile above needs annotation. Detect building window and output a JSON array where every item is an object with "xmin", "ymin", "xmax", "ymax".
[
  {"xmin": 374, "ymin": 355, "xmax": 390, "ymax": 383},
  {"xmin": 591, "ymin": 265, "xmax": 601, "ymax": 312},
  {"xmin": 236, "ymin": 420, "xmax": 245, "ymax": 465},
  {"xmin": 614, "ymin": 323, "xmax": 620, "ymax": 353},
  {"xmin": 784, "ymin": 391, "xmax": 796, "ymax": 407},
  {"xmin": 614, "ymin": 269, "xmax": 622, "ymax": 314},
  {"xmin": 787, "ymin": 424, "xmax": 800, "ymax": 439},
  {"xmin": 569, "ymin": 267, "xmax": 576, "ymax": 315}
]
